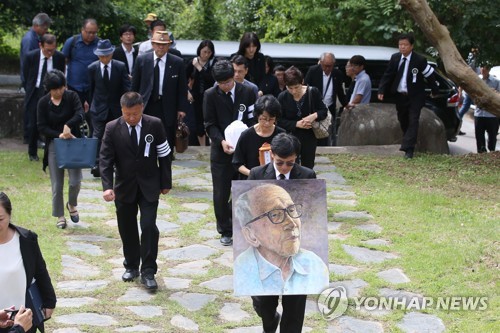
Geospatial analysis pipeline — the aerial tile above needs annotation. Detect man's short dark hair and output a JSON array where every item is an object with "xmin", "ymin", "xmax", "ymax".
[
  {"xmin": 274, "ymin": 64, "xmax": 286, "ymax": 73},
  {"xmin": 119, "ymin": 24, "xmax": 137, "ymax": 36},
  {"xmin": 230, "ymin": 55, "xmax": 248, "ymax": 68},
  {"xmin": 349, "ymin": 55, "xmax": 366, "ymax": 67},
  {"xmin": 40, "ymin": 34, "xmax": 56, "ymax": 45},
  {"xmin": 150, "ymin": 20, "xmax": 166, "ymax": 32},
  {"xmin": 271, "ymin": 133, "xmax": 301, "ymax": 158},
  {"xmin": 254, "ymin": 95, "xmax": 281, "ymax": 119},
  {"xmin": 43, "ymin": 69, "xmax": 66, "ymax": 91},
  {"xmin": 120, "ymin": 91, "xmax": 144, "ymax": 108},
  {"xmin": 212, "ymin": 60, "xmax": 234, "ymax": 82},
  {"xmin": 398, "ymin": 33, "xmax": 415, "ymax": 45},
  {"xmin": 33, "ymin": 13, "xmax": 52, "ymax": 26}
]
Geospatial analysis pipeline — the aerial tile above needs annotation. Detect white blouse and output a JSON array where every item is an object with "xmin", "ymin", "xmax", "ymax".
[{"xmin": 0, "ymin": 231, "xmax": 27, "ymax": 309}]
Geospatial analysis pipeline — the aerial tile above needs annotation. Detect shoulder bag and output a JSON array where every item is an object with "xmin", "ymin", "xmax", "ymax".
[{"xmin": 309, "ymin": 86, "xmax": 332, "ymax": 139}]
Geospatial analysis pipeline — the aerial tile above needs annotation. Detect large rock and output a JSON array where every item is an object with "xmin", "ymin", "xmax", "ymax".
[
  {"xmin": 0, "ymin": 89, "xmax": 24, "ymax": 139},
  {"xmin": 337, "ymin": 103, "xmax": 449, "ymax": 154}
]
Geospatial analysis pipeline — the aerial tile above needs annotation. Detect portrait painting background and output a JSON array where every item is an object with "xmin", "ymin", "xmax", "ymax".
[{"xmin": 232, "ymin": 179, "xmax": 329, "ymax": 266}]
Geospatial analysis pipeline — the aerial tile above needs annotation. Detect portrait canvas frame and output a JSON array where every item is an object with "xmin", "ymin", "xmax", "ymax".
[{"xmin": 232, "ymin": 179, "xmax": 329, "ymax": 296}]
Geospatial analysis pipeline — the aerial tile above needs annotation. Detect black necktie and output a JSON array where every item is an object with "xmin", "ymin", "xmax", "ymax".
[
  {"xmin": 130, "ymin": 125, "xmax": 138, "ymax": 152},
  {"xmin": 227, "ymin": 91, "xmax": 233, "ymax": 103},
  {"xmin": 279, "ymin": 174, "xmax": 286, "ymax": 180},
  {"xmin": 40, "ymin": 57, "xmax": 47, "ymax": 87},
  {"xmin": 152, "ymin": 58, "xmax": 160, "ymax": 100},
  {"xmin": 396, "ymin": 57, "xmax": 407, "ymax": 86},
  {"xmin": 103, "ymin": 64, "xmax": 110, "ymax": 86}
]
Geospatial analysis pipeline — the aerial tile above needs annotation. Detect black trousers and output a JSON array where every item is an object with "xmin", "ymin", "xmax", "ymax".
[
  {"xmin": 396, "ymin": 93, "xmax": 424, "ymax": 151},
  {"xmin": 474, "ymin": 116, "xmax": 499, "ymax": 152},
  {"xmin": 294, "ymin": 128, "xmax": 317, "ymax": 169},
  {"xmin": 115, "ymin": 188, "xmax": 159, "ymax": 275},
  {"xmin": 92, "ymin": 111, "xmax": 116, "ymax": 162},
  {"xmin": 145, "ymin": 97, "xmax": 175, "ymax": 153},
  {"xmin": 252, "ymin": 295, "xmax": 307, "ymax": 333},
  {"xmin": 68, "ymin": 86, "xmax": 92, "ymax": 137},
  {"xmin": 210, "ymin": 158, "xmax": 238, "ymax": 236},
  {"xmin": 27, "ymin": 87, "xmax": 44, "ymax": 156}
]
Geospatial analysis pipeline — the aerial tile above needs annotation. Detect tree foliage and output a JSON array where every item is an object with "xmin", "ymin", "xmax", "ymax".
[{"xmin": 0, "ymin": 0, "xmax": 498, "ymax": 65}]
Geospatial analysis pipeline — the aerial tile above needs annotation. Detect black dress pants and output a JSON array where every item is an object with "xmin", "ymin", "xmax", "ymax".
[
  {"xmin": 27, "ymin": 88, "xmax": 44, "ymax": 156},
  {"xmin": 210, "ymin": 158, "xmax": 238, "ymax": 237},
  {"xmin": 474, "ymin": 116, "xmax": 499, "ymax": 152},
  {"xmin": 252, "ymin": 295, "xmax": 307, "ymax": 333},
  {"xmin": 115, "ymin": 187, "xmax": 159, "ymax": 275},
  {"xmin": 396, "ymin": 93, "xmax": 424, "ymax": 151},
  {"xmin": 145, "ymin": 97, "xmax": 175, "ymax": 154},
  {"xmin": 294, "ymin": 128, "xmax": 317, "ymax": 169}
]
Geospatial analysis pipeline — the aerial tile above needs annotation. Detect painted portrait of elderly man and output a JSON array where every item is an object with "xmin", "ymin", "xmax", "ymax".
[{"xmin": 232, "ymin": 180, "xmax": 329, "ymax": 296}]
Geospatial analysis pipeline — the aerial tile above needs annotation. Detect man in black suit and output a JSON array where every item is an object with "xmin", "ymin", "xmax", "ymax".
[
  {"xmin": 305, "ymin": 52, "xmax": 348, "ymax": 146},
  {"xmin": 100, "ymin": 91, "xmax": 172, "ymax": 290},
  {"xmin": 88, "ymin": 39, "xmax": 131, "ymax": 177},
  {"xmin": 132, "ymin": 31, "xmax": 188, "ymax": 151},
  {"xmin": 378, "ymin": 33, "xmax": 440, "ymax": 159},
  {"xmin": 112, "ymin": 24, "xmax": 138, "ymax": 79},
  {"xmin": 23, "ymin": 33, "xmax": 65, "ymax": 161},
  {"xmin": 203, "ymin": 60, "xmax": 256, "ymax": 245},
  {"xmin": 248, "ymin": 132, "xmax": 315, "ymax": 333}
]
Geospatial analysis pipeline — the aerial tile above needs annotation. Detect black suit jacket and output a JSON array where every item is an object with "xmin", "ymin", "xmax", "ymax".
[
  {"xmin": 112, "ymin": 44, "xmax": 138, "ymax": 75},
  {"xmin": 23, "ymin": 49, "xmax": 65, "ymax": 107},
  {"xmin": 132, "ymin": 52, "xmax": 189, "ymax": 128},
  {"xmin": 99, "ymin": 114, "xmax": 172, "ymax": 203},
  {"xmin": 203, "ymin": 83, "xmax": 257, "ymax": 162},
  {"xmin": 10, "ymin": 224, "xmax": 57, "ymax": 333},
  {"xmin": 304, "ymin": 64, "xmax": 347, "ymax": 109},
  {"xmin": 248, "ymin": 162, "xmax": 316, "ymax": 180},
  {"xmin": 88, "ymin": 59, "xmax": 131, "ymax": 122},
  {"xmin": 378, "ymin": 51, "xmax": 439, "ymax": 100}
]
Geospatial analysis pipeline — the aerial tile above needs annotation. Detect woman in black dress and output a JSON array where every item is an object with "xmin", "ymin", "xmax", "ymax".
[
  {"xmin": 236, "ymin": 32, "xmax": 266, "ymax": 86},
  {"xmin": 186, "ymin": 40, "xmax": 216, "ymax": 145},
  {"xmin": 277, "ymin": 66, "xmax": 327, "ymax": 169},
  {"xmin": 233, "ymin": 95, "xmax": 285, "ymax": 179},
  {"xmin": 258, "ymin": 55, "xmax": 281, "ymax": 97}
]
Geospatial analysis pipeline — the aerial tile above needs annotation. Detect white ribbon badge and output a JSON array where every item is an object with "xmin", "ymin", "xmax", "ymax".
[
  {"xmin": 237, "ymin": 104, "xmax": 247, "ymax": 121},
  {"xmin": 144, "ymin": 134, "xmax": 154, "ymax": 157},
  {"xmin": 412, "ymin": 68, "xmax": 419, "ymax": 83}
]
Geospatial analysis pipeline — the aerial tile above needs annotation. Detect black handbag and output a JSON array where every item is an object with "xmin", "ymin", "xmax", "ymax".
[{"xmin": 175, "ymin": 119, "xmax": 190, "ymax": 153}]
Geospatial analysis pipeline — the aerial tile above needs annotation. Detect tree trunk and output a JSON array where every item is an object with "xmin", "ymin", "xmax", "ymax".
[{"xmin": 399, "ymin": 0, "xmax": 500, "ymax": 117}]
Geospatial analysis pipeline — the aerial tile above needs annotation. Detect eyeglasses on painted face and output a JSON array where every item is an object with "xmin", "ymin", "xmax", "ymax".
[{"xmin": 245, "ymin": 204, "xmax": 302, "ymax": 225}]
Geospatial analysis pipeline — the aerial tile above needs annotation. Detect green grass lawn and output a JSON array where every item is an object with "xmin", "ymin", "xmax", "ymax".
[
  {"xmin": 0, "ymin": 149, "xmax": 498, "ymax": 332},
  {"xmin": 332, "ymin": 152, "xmax": 499, "ymax": 332}
]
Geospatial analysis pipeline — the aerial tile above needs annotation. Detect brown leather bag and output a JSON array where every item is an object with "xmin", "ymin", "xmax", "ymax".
[{"xmin": 175, "ymin": 118, "xmax": 190, "ymax": 153}]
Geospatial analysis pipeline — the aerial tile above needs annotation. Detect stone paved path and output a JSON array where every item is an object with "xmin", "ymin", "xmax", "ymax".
[{"xmin": 48, "ymin": 147, "xmax": 446, "ymax": 332}]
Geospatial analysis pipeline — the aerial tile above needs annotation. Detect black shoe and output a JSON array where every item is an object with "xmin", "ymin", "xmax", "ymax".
[
  {"xmin": 90, "ymin": 166, "xmax": 100, "ymax": 177},
  {"xmin": 458, "ymin": 131, "xmax": 466, "ymax": 135},
  {"xmin": 141, "ymin": 274, "xmax": 158, "ymax": 290},
  {"xmin": 404, "ymin": 149, "xmax": 414, "ymax": 159},
  {"xmin": 29, "ymin": 155, "xmax": 39, "ymax": 161},
  {"xmin": 220, "ymin": 235, "xmax": 233, "ymax": 246},
  {"xmin": 122, "ymin": 269, "xmax": 139, "ymax": 282}
]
